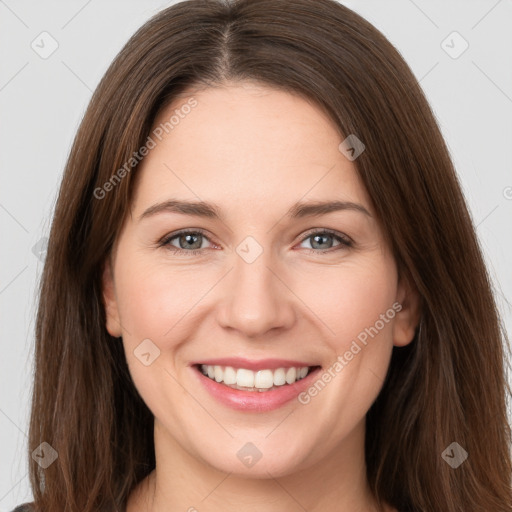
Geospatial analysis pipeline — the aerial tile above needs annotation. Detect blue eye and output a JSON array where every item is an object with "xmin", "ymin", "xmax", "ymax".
[
  {"xmin": 159, "ymin": 228, "xmax": 352, "ymax": 256},
  {"xmin": 298, "ymin": 230, "xmax": 352, "ymax": 253},
  {"xmin": 159, "ymin": 229, "xmax": 211, "ymax": 256}
]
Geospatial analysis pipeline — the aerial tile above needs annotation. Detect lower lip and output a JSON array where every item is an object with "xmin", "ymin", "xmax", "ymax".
[{"xmin": 192, "ymin": 365, "xmax": 322, "ymax": 412}]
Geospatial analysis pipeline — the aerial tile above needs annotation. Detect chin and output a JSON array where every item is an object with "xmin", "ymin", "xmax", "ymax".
[{"xmin": 195, "ymin": 436, "xmax": 313, "ymax": 479}]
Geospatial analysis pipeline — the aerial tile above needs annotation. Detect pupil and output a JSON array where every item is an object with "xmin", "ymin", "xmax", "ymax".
[
  {"xmin": 182, "ymin": 233, "xmax": 200, "ymax": 249},
  {"xmin": 313, "ymin": 234, "xmax": 331, "ymax": 249}
]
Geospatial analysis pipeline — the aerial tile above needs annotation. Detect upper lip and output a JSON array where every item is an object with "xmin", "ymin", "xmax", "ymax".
[{"xmin": 191, "ymin": 357, "xmax": 320, "ymax": 371}]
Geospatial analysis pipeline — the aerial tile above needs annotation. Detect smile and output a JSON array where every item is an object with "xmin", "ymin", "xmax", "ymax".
[
  {"xmin": 191, "ymin": 358, "xmax": 323, "ymax": 412},
  {"xmin": 198, "ymin": 364, "xmax": 314, "ymax": 392}
]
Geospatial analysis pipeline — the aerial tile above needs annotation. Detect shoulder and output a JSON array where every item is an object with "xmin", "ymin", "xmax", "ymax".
[{"xmin": 10, "ymin": 504, "xmax": 34, "ymax": 512}]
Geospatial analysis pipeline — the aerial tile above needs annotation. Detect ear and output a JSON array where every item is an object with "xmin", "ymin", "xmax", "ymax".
[
  {"xmin": 392, "ymin": 273, "xmax": 421, "ymax": 347},
  {"xmin": 101, "ymin": 257, "xmax": 123, "ymax": 338}
]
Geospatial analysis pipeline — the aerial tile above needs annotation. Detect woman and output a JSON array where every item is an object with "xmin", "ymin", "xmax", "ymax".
[{"xmin": 15, "ymin": 0, "xmax": 512, "ymax": 510}]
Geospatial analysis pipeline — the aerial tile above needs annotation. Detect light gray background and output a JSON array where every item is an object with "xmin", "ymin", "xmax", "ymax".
[{"xmin": 1, "ymin": 0, "xmax": 511, "ymax": 508}]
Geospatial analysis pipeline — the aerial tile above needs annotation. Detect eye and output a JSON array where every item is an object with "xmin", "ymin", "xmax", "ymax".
[
  {"xmin": 158, "ymin": 229, "xmax": 214, "ymax": 256},
  {"xmin": 158, "ymin": 228, "xmax": 352, "ymax": 256},
  {"xmin": 297, "ymin": 229, "xmax": 352, "ymax": 254}
]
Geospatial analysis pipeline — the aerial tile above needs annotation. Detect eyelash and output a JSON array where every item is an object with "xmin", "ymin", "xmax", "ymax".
[{"xmin": 158, "ymin": 228, "xmax": 353, "ymax": 256}]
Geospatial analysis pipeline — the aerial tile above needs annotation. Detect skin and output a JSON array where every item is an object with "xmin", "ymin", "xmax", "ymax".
[{"xmin": 102, "ymin": 81, "xmax": 420, "ymax": 512}]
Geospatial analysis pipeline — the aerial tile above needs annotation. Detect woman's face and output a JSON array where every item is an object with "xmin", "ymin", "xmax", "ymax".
[{"xmin": 103, "ymin": 81, "xmax": 418, "ymax": 478}]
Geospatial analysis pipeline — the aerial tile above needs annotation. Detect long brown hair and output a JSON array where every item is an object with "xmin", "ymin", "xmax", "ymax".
[{"xmin": 28, "ymin": 0, "xmax": 512, "ymax": 510}]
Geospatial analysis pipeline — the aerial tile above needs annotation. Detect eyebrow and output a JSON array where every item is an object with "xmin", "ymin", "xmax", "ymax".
[{"xmin": 138, "ymin": 198, "xmax": 371, "ymax": 222}]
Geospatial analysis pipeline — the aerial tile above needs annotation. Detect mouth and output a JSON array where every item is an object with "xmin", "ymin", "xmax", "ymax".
[
  {"xmin": 190, "ymin": 358, "xmax": 323, "ymax": 412},
  {"xmin": 194, "ymin": 363, "xmax": 321, "ymax": 392}
]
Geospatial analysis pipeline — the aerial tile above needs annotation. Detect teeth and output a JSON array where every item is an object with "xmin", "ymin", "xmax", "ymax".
[
  {"xmin": 236, "ymin": 368, "xmax": 254, "ymax": 388},
  {"xmin": 273, "ymin": 368, "xmax": 286, "ymax": 386},
  {"xmin": 254, "ymin": 369, "xmax": 274, "ymax": 389},
  {"xmin": 223, "ymin": 366, "xmax": 237, "ymax": 385},
  {"xmin": 199, "ymin": 364, "xmax": 312, "ymax": 391},
  {"xmin": 285, "ymin": 367, "xmax": 296, "ymax": 384}
]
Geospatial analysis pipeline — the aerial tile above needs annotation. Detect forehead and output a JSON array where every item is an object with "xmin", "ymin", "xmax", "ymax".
[{"xmin": 131, "ymin": 82, "xmax": 372, "ymax": 218}]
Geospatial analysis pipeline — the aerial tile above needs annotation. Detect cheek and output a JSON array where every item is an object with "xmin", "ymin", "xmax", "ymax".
[
  {"xmin": 298, "ymin": 259, "xmax": 398, "ymax": 421},
  {"xmin": 306, "ymin": 256, "xmax": 397, "ymax": 351},
  {"xmin": 115, "ymin": 255, "xmax": 201, "ymax": 344},
  {"xmin": 114, "ymin": 259, "xmax": 196, "ymax": 421},
  {"xmin": 114, "ymin": 255, "xmax": 210, "ymax": 411},
  {"xmin": 298, "ymin": 256, "xmax": 398, "ymax": 414},
  {"xmin": 313, "ymin": 259, "xmax": 397, "ymax": 404}
]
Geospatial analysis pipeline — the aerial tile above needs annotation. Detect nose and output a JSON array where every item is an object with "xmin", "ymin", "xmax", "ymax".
[{"xmin": 216, "ymin": 248, "xmax": 297, "ymax": 339}]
